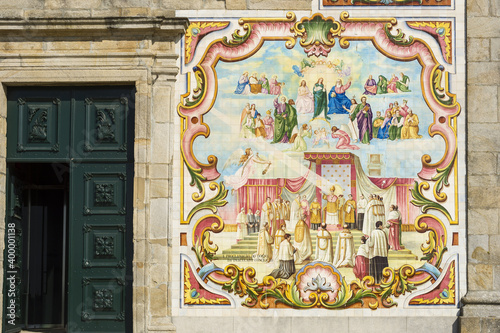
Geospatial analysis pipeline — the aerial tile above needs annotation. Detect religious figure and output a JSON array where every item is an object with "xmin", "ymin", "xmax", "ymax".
[
  {"xmin": 396, "ymin": 72, "xmax": 411, "ymax": 92},
  {"xmin": 253, "ymin": 222, "xmax": 274, "ymax": 263},
  {"xmin": 363, "ymin": 75, "xmax": 377, "ymax": 95},
  {"xmin": 261, "ymin": 197, "xmax": 275, "ymax": 234},
  {"xmin": 269, "ymin": 75, "xmax": 284, "ymax": 95},
  {"xmin": 272, "ymin": 198, "xmax": 283, "ymax": 232},
  {"xmin": 323, "ymin": 187, "xmax": 339, "ymax": 225},
  {"xmin": 272, "ymin": 224, "xmax": 286, "ymax": 268},
  {"xmin": 224, "ymin": 148, "xmax": 271, "ymax": 192},
  {"xmin": 401, "ymin": 109, "xmax": 422, "ymax": 139},
  {"xmin": 372, "ymin": 111, "xmax": 384, "ymax": 138},
  {"xmin": 377, "ymin": 104, "xmax": 393, "ymax": 139},
  {"xmin": 249, "ymin": 72, "xmax": 261, "ymax": 94},
  {"xmin": 353, "ymin": 236, "xmax": 369, "ymax": 279},
  {"xmin": 331, "ymin": 126, "xmax": 360, "ymax": 150},
  {"xmin": 362, "ymin": 195, "xmax": 386, "ymax": 237},
  {"xmin": 312, "ymin": 78, "xmax": 328, "ymax": 120},
  {"xmin": 328, "ymin": 79, "xmax": 352, "ymax": 115},
  {"xmin": 296, "ymin": 80, "xmax": 314, "ymax": 114},
  {"xmin": 289, "ymin": 195, "xmax": 301, "ymax": 232},
  {"xmin": 285, "ymin": 124, "xmax": 311, "ymax": 152},
  {"xmin": 315, "ymin": 223, "xmax": 333, "ymax": 263},
  {"xmin": 294, "ymin": 218, "xmax": 313, "ymax": 264},
  {"xmin": 236, "ymin": 208, "xmax": 248, "ymax": 242},
  {"xmin": 263, "ymin": 110, "xmax": 274, "ymax": 140},
  {"xmin": 272, "ymin": 97, "xmax": 298, "ymax": 144},
  {"xmin": 240, "ymin": 110, "xmax": 255, "ymax": 139},
  {"xmin": 368, "ymin": 221, "xmax": 389, "ymax": 283},
  {"xmin": 309, "ymin": 197, "xmax": 322, "ymax": 231},
  {"xmin": 247, "ymin": 209, "xmax": 256, "ymax": 234},
  {"xmin": 333, "ymin": 224, "xmax": 356, "ymax": 267},
  {"xmin": 351, "ymin": 96, "xmax": 373, "ymax": 144},
  {"xmin": 254, "ymin": 113, "xmax": 266, "ymax": 138},
  {"xmin": 337, "ymin": 194, "xmax": 346, "ymax": 226},
  {"xmin": 343, "ymin": 98, "xmax": 359, "ymax": 142},
  {"xmin": 344, "ymin": 194, "xmax": 356, "ymax": 227},
  {"xmin": 356, "ymin": 194, "xmax": 367, "ymax": 231},
  {"xmin": 312, "ymin": 128, "xmax": 330, "ymax": 148},
  {"xmin": 387, "ymin": 74, "xmax": 399, "ymax": 93},
  {"xmin": 259, "ymin": 73, "xmax": 270, "ymax": 94},
  {"xmin": 376, "ymin": 75, "xmax": 388, "ymax": 94},
  {"xmin": 388, "ymin": 110, "xmax": 404, "ymax": 141},
  {"xmin": 239, "ymin": 103, "xmax": 251, "ymax": 125},
  {"xmin": 235, "ymin": 71, "xmax": 250, "ymax": 95},
  {"xmin": 255, "ymin": 210, "xmax": 261, "ymax": 232},
  {"xmin": 300, "ymin": 195, "xmax": 311, "ymax": 227},
  {"xmin": 269, "ymin": 233, "xmax": 296, "ymax": 279},
  {"xmin": 386, "ymin": 205, "xmax": 404, "ymax": 250}
]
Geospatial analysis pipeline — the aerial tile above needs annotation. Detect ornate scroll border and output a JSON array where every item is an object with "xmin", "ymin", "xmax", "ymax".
[{"xmin": 177, "ymin": 12, "xmax": 461, "ymax": 309}]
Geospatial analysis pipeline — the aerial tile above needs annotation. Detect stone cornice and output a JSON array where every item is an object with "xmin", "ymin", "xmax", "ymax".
[{"xmin": 0, "ymin": 17, "xmax": 189, "ymax": 37}]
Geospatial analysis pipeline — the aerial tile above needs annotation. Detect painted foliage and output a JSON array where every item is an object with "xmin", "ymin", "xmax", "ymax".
[{"xmin": 175, "ymin": 11, "xmax": 463, "ymax": 313}]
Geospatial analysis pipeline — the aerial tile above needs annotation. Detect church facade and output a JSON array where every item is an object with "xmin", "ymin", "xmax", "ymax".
[{"xmin": 0, "ymin": 0, "xmax": 497, "ymax": 332}]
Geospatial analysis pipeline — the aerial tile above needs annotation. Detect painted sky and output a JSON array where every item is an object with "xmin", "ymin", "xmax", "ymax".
[{"xmin": 192, "ymin": 40, "xmax": 446, "ymax": 188}]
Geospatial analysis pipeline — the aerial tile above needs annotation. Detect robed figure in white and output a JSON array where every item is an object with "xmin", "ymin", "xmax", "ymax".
[
  {"xmin": 368, "ymin": 221, "xmax": 389, "ymax": 283},
  {"xmin": 289, "ymin": 195, "xmax": 301, "ymax": 232},
  {"xmin": 253, "ymin": 222, "xmax": 274, "ymax": 262},
  {"xmin": 236, "ymin": 208, "xmax": 248, "ymax": 242},
  {"xmin": 315, "ymin": 223, "xmax": 333, "ymax": 263},
  {"xmin": 261, "ymin": 198, "xmax": 274, "ymax": 234},
  {"xmin": 333, "ymin": 225, "xmax": 356, "ymax": 267},
  {"xmin": 269, "ymin": 234, "xmax": 296, "ymax": 279},
  {"xmin": 294, "ymin": 218, "xmax": 313, "ymax": 264},
  {"xmin": 323, "ymin": 187, "xmax": 339, "ymax": 225},
  {"xmin": 271, "ymin": 225, "xmax": 286, "ymax": 268},
  {"xmin": 362, "ymin": 195, "xmax": 385, "ymax": 237}
]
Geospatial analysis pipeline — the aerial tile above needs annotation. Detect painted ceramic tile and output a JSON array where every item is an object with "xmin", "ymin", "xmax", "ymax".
[{"xmin": 175, "ymin": 10, "xmax": 464, "ymax": 314}]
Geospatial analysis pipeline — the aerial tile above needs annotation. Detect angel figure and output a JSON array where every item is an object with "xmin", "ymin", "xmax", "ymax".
[{"xmin": 223, "ymin": 148, "xmax": 272, "ymax": 194}]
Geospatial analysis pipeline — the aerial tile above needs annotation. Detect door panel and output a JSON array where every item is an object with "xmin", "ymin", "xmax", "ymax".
[
  {"xmin": 72, "ymin": 88, "xmax": 134, "ymax": 162},
  {"xmin": 68, "ymin": 163, "xmax": 129, "ymax": 333},
  {"xmin": 7, "ymin": 88, "xmax": 71, "ymax": 162}
]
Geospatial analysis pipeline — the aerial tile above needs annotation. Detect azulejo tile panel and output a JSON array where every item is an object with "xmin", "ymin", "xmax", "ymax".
[{"xmin": 174, "ymin": 6, "xmax": 465, "ymax": 316}]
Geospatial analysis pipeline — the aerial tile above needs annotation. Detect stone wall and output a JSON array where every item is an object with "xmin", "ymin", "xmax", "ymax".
[{"xmin": 461, "ymin": 0, "xmax": 500, "ymax": 331}]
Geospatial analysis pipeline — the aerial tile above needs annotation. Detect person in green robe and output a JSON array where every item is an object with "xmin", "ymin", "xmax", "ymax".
[
  {"xmin": 388, "ymin": 110, "xmax": 404, "ymax": 140},
  {"xmin": 376, "ymin": 75, "xmax": 388, "ymax": 94},
  {"xmin": 272, "ymin": 97, "xmax": 298, "ymax": 144},
  {"xmin": 372, "ymin": 111, "xmax": 384, "ymax": 138},
  {"xmin": 396, "ymin": 72, "xmax": 411, "ymax": 92},
  {"xmin": 272, "ymin": 96, "xmax": 290, "ymax": 143},
  {"xmin": 312, "ymin": 78, "xmax": 329, "ymax": 120},
  {"xmin": 350, "ymin": 96, "xmax": 373, "ymax": 144},
  {"xmin": 259, "ymin": 74, "xmax": 270, "ymax": 94}
]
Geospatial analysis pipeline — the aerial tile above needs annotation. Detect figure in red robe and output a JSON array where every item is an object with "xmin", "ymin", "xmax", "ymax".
[
  {"xmin": 386, "ymin": 204, "xmax": 404, "ymax": 250},
  {"xmin": 353, "ymin": 235, "xmax": 369, "ymax": 279},
  {"xmin": 331, "ymin": 126, "xmax": 360, "ymax": 150}
]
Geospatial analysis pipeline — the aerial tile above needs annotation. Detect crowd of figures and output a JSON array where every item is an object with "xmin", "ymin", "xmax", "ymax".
[
  {"xmin": 235, "ymin": 72, "xmax": 285, "ymax": 95},
  {"xmin": 236, "ymin": 73, "xmax": 421, "ymax": 151},
  {"xmin": 234, "ymin": 191, "xmax": 405, "ymax": 283}
]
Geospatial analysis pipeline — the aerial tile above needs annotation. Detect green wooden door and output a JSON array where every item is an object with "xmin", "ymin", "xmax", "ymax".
[
  {"xmin": 5, "ymin": 86, "xmax": 134, "ymax": 333},
  {"xmin": 68, "ymin": 162, "xmax": 131, "ymax": 332}
]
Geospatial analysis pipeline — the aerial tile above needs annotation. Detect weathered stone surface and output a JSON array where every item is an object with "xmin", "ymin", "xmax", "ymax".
[
  {"xmin": 226, "ymin": 0, "xmax": 247, "ymax": 10},
  {"xmin": 173, "ymin": 317, "xmax": 235, "ymax": 333},
  {"xmin": 102, "ymin": 0, "xmax": 153, "ymax": 8},
  {"xmin": 121, "ymin": 7, "xmax": 151, "ymax": 16},
  {"xmin": 467, "ymin": 0, "xmax": 490, "ymax": 16},
  {"xmin": 468, "ymin": 123, "xmax": 500, "ymax": 152},
  {"xmin": 150, "ymin": 198, "xmax": 168, "ymax": 239},
  {"xmin": 153, "ymin": 83, "xmax": 174, "ymax": 123},
  {"xmin": 290, "ymin": 316, "xmax": 348, "ymax": 333},
  {"xmin": 494, "ymin": 265, "xmax": 500, "ymax": 291},
  {"xmin": 0, "ymin": 0, "xmax": 43, "ymax": 8},
  {"xmin": 467, "ymin": 85, "xmax": 498, "ymax": 122},
  {"xmin": 491, "ymin": 38, "xmax": 500, "ymax": 61},
  {"xmin": 482, "ymin": 318, "xmax": 500, "ymax": 332},
  {"xmin": 467, "ymin": 38, "xmax": 490, "ymax": 61},
  {"xmin": 469, "ymin": 209, "xmax": 499, "ymax": 235},
  {"xmin": 468, "ymin": 151, "xmax": 498, "ymax": 174},
  {"xmin": 460, "ymin": 317, "xmax": 481, "ymax": 333},
  {"xmin": 468, "ymin": 263, "xmax": 494, "ymax": 290},
  {"xmin": 149, "ymin": 286, "xmax": 168, "ymax": 317},
  {"xmin": 468, "ymin": 234, "xmax": 489, "ymax": 263},
  {"xmin": 468, "ymin": 175, "xmax": 499, "ymax": 187},
  {"xmin": 152, "ymin": 122, "xmax": 173, "ymax": 164},
  {"xmin": 248, "ymin": 0, "xmax": 310, "ymax": 9},
  {"xmin": 468, "ymin": 185, "xmax": 500, "ymax": 208},
  {"xmin": 24, "ymin": 9, "xmax": 91, "ymax": 18},
  {"xmin": 150, "ymin": 163, "xmax": 169, "ymax": 179},
  {"xmin": 149, "ymin": 239, "xmax": 168, "ymax": 263},
  {"xmin": 160, "ymin": 0, "xmax": 225, "ymax": 10},
  {"xmin": 467, "ymin": 17, "xmax": 500, "ymax": 38},
  {"xmin": 468, "ymin": 62, "xmax": 500, "ymax": 85},
  {"xmin": 489, "ymin": 235, "xmax": 500, "ymax": 263},
  {"xmin": 151, "ymin": 178, "xmax": 168, "ymax": 198}
]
